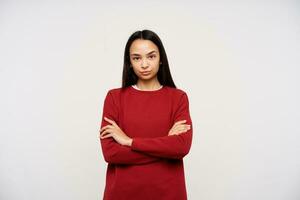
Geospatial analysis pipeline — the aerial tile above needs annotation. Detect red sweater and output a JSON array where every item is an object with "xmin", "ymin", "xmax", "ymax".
[{"xmin": 99, "ymin": 85, "xmax": 193, "ymax": 200}]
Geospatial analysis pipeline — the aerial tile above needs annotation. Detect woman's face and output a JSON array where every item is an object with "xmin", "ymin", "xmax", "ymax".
[{"xmin": 129, "ymin": 39, "xmax": 161, "ymax": 81}]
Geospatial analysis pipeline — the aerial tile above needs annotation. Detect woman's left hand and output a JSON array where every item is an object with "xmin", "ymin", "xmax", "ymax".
[{"xmin": 99, "ymin": 117, "xmax": 132, "ymax": 146}]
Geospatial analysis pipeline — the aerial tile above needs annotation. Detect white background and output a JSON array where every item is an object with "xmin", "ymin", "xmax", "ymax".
[{"xmin": 0, "ymin": 0, "xmax": 299, "ymax": 199}]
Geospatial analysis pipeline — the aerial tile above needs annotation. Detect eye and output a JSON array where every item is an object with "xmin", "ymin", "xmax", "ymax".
[
  {"xmin": 132, "ymin": 57, "xmax": 140, "ymax": 60},
  {"xmin": 149, "ymin": 55, "xmax": 156, "ymax": 59}
]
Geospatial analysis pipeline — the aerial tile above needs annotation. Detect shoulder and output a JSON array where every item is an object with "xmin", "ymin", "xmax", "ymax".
[
  {"xmin": 107, "ymin": 87, "xmax": 123, "ymax": 94},
  {"xmin": 164, "ymin": 87, "xmax": 191, "ymax": 111},
  {"xmin": 164, "ymin": 86, "xmax": 189, "ymax": 99},
  {"xmin": 105, "ymin": 86, "xmax": 129, "ymax": 99},
  {"xmin": 107, "ymin": 87, "xmax": 128, "ymax": 95}
]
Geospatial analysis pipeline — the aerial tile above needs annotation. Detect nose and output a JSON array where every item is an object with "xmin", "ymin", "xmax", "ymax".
[{"xmin": 141, "ymin": 58, "xmax": 149, "ymax": 69}]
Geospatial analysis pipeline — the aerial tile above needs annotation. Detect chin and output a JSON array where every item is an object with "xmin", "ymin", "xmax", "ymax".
[
  {"xmin": 139, "ymin": 76, "xmax": 154, "ymax": 80},
  {"xmin": 139, "ymin": 77, "xmax": 152, "ymax": 80}
]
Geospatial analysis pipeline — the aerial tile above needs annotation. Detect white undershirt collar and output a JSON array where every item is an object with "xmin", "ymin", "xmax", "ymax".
[{"xmin": 132, "ymin": 84, "xmax": 163, "ymax": 91}]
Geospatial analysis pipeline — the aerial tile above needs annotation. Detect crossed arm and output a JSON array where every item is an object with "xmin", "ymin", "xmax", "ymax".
[{"xmin": 99, "ymin": 91, "xmax": 193, "ymax": 165}]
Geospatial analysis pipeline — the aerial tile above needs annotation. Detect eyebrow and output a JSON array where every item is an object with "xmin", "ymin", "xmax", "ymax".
[{"xmin": 130, "ymin": 50, "xmax": 157, "ymax": 56}]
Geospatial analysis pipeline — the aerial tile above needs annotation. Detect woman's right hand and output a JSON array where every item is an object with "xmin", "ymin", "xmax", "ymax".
[{"xmin": 168, "ymin": 120, "xmax": 191, "ymax": 136}]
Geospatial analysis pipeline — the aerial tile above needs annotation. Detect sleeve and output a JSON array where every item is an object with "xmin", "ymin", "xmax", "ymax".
[
  {"xmin": 99, "ymin": 90, "xmax": 162, "ymax": 165},
  {"xmin": 130, "ymin": 92, "xmax": 193, "ymax": 160}
]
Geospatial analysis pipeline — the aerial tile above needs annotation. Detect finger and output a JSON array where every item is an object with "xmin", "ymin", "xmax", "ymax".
[
  {"xmin": 169, "ymin": 124, "xmax": 186, "ymax": 135},
  {"xmin": 170, "ymin": 122, "xmax": 185, "ymax": 131},
  {"xmin": 169, "ymin": 131, "xmax": 181, "ymax": 136},
  {"xmin": 169, "ymin": 131, "xmax": 179, "ymax": 136},
  {"xmin": 173, "ymin": 125, "xmax": 186, "ymax": 131},
  {"xmin": 98, "ymin": 132, "xmax": 109, "ymax": 139},
  {"xmin": 173, "ymin": 129, "xmax": 187, "ymax": 135},
  {"xmin": 168, "ymin": 131, "xmax": 173, "ymax": 136},
  {"xmin": 99, "ymin": 130, "xmax": 105, "ymax": 138},
  {"xmin": 169, "ymin": 121, "xmax": 189, "ymax": 135},
  {"xmin": 100, "ymin": 125, "xmax": 113, "ymax": 133},
  {"xmin": 168, "ymin": 125, "xmax": 178, "ymax": 135},
  {"xmin": 100, "ymin": 133, "xmax": 112, "ymax": 139},
  {"xmin": 99, "ymin": 125, "xmax": 109, "ymax": 133},
  {"xmin": 175, "ymin": 124, "xmax": 190, "ymax": 130},
  {"xmin": 169, "ymin": 127, "xmax": 184, "ymax": 135},
  {"xmin": 181, "ymin": 126, "xmax": 190, "ymax": 132},
  {"xmin": 100, "ymin": 130, "xmax": 111, "ymax": 137},
  {"xmin": 173, "ymin": 126, "xmax": 189, "ymax": 134},
  {"xmin": 104, "ymin": 117, "xmax": 117, "ymax": 126},
  {"xmin": 169, "ymin": 126, "xmax": 174, "ymax": 132},
  {"xmin": 100, "ymin": 132, "xmax": 111, "ymax": 139},
  {"xmin": 184, "ymin": 124, "xmax": 191, "ymax": 129},
  {"xmin": 172, "ymin": 126, "xmax": 181, "ymax": 132}
]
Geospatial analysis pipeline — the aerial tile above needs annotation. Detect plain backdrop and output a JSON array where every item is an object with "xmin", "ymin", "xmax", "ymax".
[{"xmin": 0, "ymin": 0, "xmax": 299, "ymax": 200}]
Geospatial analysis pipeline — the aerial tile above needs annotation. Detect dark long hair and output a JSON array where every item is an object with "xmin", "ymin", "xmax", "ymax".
[{"xmin": 121, "ymin": 29, "xmax": 176, "ymax": 89}]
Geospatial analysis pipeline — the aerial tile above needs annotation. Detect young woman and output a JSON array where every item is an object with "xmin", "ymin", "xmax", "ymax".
[{"xmin": 98, "ymin": 29, "xmax": 193, "ymax": 200}]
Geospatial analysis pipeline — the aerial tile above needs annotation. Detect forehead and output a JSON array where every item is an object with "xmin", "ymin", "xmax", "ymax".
[{"xmin": 129, "ymin": 39, "xmax": 159, "ymax": 55}]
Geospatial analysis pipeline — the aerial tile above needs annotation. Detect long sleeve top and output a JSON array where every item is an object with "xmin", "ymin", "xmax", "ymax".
[{"xmin": 99, "ymin": 85, "xmax": 193, "ymax": 200}]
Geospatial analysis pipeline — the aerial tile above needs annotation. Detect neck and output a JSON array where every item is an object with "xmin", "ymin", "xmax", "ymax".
[{"xmin": 135, "ymin": 80, "xmax": 162, "ymax": 91}]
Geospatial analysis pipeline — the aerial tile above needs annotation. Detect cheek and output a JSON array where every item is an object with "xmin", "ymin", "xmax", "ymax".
[
  {"xmin": 153, "ymin": 61, "xmax": 160, "ymax": 69},
  {"xmin": 132, "ymin": 67, "xmax": 139, "ymax": 74},
  {"xmin": 154, "ymin": 66, "xmax": 160, "ymax": 73},
  {"xmin": 150, "ymin": 58, "xmax": 159, "ymax": 66}
]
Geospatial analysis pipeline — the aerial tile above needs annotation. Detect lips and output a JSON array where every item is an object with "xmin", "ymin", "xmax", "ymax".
[{"xmin": 141, "ymin": 71, "xmax": 151, "ymax": 75}]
